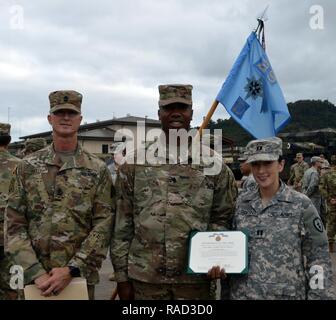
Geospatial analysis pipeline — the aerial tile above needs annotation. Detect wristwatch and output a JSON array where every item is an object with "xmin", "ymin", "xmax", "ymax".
[{"xmin": 68, "ymin": 266, "xmax": 81, "ymax": 277}]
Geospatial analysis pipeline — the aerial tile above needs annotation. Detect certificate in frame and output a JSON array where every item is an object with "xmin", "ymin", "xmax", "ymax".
[{"xmin": 187, "ymin": 230, "xmax": 248, "ymax": 274}]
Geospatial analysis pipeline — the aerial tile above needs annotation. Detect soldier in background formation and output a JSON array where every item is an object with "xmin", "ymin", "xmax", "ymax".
[
  {"xmin": 319, "ymin": 154, "xmax": 330, "ymax": 169},
  {"xmin": 110, "ymin": 84, "xmax": 237, "ymax": 300},
  {"xmin": 237, "ymin": 153, "xmax": 256, "ymax": 194},
  {"xmin": 0, "ymin": 123, "xmax": 21, "ymax": 300},
  {"xmin": 319, "ymin": 155, "xmax": 336, "ymax": 253},
  {"xmin": 287, "ymin": 152, "xmax": 309, "ymax": 192},
  {"xmin": 5, "ymin": 90, "xmax": 114, "ymax": 300},
  {"xmin": 210, "ymin": 137, "xmax": 334, "ymax": 299},
  {"xmin": 23, "ymin": 138, "xmax": 47, "ymax": 156},
  {"xmin": 302, "ymin": 156, "xmax": 324, "ymax": 216}
]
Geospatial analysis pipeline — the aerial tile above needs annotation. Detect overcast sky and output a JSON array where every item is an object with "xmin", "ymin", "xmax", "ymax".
[{"xmin": 0, "ymin": 0, "xmax": 335, "ymax": 142}]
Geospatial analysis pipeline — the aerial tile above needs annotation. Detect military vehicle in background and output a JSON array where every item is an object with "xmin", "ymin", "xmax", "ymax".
[{"xmin": 278, "ymin": 127, "xmax": 336, "ymax": 181}]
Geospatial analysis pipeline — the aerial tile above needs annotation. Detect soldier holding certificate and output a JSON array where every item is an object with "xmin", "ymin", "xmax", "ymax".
[
  {"xmin": 110, "ymin": 84, "xmax": 237, "ymax": 300},
  {"xmin": 5, "ymin": 90, "xmax": 114, "ymax": 300}
]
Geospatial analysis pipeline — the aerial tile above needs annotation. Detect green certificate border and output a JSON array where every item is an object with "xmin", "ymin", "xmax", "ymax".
[{"xmin": 186, "ymin": 229, "xmax": 249, "ymax": 275}]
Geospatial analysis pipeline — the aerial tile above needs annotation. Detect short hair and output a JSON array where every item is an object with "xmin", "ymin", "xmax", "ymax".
[{"xmin": 0, "ymin": 135, "xmax": 11, "ymax": 146}]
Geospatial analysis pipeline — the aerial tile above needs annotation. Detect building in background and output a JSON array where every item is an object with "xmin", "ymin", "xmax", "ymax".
[{"xmin": 11, "ymin": 115, "xmax": 161, "ymax": 156}]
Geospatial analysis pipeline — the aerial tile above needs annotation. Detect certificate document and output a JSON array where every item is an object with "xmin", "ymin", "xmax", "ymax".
[
  {"xmin": 24, "ymin": 277, "xmax": 89, "ymax": 300},
  {"xmin": 187, "ymin": 230, "xmax": 248, "ymax": 274}
]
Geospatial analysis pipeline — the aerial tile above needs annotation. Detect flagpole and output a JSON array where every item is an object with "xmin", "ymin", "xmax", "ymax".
[{"xmin": 198, "ymin": 100, "xmax": 219, "ymax": 136}]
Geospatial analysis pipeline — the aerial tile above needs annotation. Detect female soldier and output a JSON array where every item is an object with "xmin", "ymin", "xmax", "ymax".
[{"xmin": 210, "ymin": 137, "xmax": 334, "ymax": 299}]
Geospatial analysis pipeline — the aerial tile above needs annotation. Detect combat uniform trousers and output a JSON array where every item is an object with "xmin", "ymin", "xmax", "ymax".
[
  {"xmin": 320, "ymin": 198, "xmax": 327, "ymax": 228},
  {"xmin": 132, "ymin": 279, "xmax": 213, "ymax": 300},
  {"xmin": 310, "ymin": 196, "xmax": 322, "ymax": 217}
]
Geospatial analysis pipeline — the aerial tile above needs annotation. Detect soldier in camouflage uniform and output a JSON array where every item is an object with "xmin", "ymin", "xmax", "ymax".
[
  {"xmin": 302, "ymin": 156, "xmax": 324, "ymax": 216},
  {"xmin": 110, "ymin": 84, "xmax": 237, "ymax": 300},
  {"xmin": 5, "ymin": 90, "xmax": 114, "ymax": 299},
  {"xmin": 0, "ymin": 123, "xmax": 21, "ymax": 300},
  {"xmin": 210, "ymin": 138, "xmax": 334, "ymax": 299},
  {"xmin": 287, "ymin": 153, "xmax": 309, "ymax": 192},
  {"xmin": 238, "ymin": 153, "xmax": 256, "ymax": 194},
  {"xmin": 23, "ymin": 137, "xmax": 47, "ymax": 156},
  {"xmin": 319, "ymin": 155, "xmax": 336, "ymax": 253}
]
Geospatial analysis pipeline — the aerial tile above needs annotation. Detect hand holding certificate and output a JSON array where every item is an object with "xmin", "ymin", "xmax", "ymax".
[
  {"xmin": 24, "ymin": 278, "xmax": 89, "ymax": 300},
  {"xmin": 187, "ymin": 231, "xmax": 248, "ymax": 274}
]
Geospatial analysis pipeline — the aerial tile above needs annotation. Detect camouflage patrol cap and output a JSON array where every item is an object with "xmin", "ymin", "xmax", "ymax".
[
  {"xmin": 49, "ymin": 90, "xmax": 82, "ymax": 114},
  {"xmin": 246, "ymin": 137, "xmax": 282, "ymax": 163},
  {"xmin": 24, "ymin": 138, "xmax": 47, "ymax": 153},
  {"xmin": 0, "ymin": 123, "xmax": 10, "ymax": 136},
  {"xmin": 158, "ymin": 84, "xmax": 193, "ymax": 107},
  {"xmin": 311, "ymin": 156, "xmax": 323, "ymax": 164}
]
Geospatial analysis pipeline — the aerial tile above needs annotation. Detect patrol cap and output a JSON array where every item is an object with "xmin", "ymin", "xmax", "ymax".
[
  {"xmin": 49, "ymin": 90, "xmax": 82, "ymax": 114},
  {"xmin": 246, "ymin": 137, "xmax": 282, "ymax": 164},
  {"xmin": 24, "ymin": 138, "xmax": 47, "ymax": 153},
  {"xmin": 158, "ymin": 84, "xmax": 192, "ymax": 107},
  {"xmin": 0, "ymin": 123, "xmax": 10, "ymax": 136},
  {"xmin": 311, "ymin": 156, "xmax": 323, "ymax": 164}
]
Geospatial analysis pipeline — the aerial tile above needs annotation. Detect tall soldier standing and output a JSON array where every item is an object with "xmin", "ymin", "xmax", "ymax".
[
  {"xmin": 0, "ymin": 123, "xmax": 21, "ymax": 300},
  {"xmin": 5, "ymin": 90, "xmax": 114, "ymax": 299},
  {"xmin": 110, "ymin": 84, "xmax": 237, "ymax": 300},
  {"xmin": 302, "ymin": 156, "xmax": 324, "ymax": 216},
  {"xmin": 319, "ymin": 155, "xmax": 336, "ymax": 253},
  {"xmin": 288, "ymin": 153, "xmax": 309, "ymax": 192}
]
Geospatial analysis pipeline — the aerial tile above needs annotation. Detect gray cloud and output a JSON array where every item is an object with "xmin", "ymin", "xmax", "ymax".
[{"xmin": 0, "ymin": 0, "xmax": 335, "ymax": 141}]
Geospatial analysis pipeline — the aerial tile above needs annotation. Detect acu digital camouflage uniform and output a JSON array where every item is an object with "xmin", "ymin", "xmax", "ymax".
[
  {"xmin": 288, "ymin": 154, "xmax": 309, "ymax": 192},
  {"xmin": 302, "ymin": 157, "xmax": 322, "ymax": 216},
  {"xmin": 5, "ymin": 91, "xmax": 114, "ymax": 298},
  {"xmin": 241, "ymin": 174, "xmax": 257, "ymax": 193},
  {"xmin": 230, "ymin": 138, "xmax": 334, "ymax": 300},
  {"xmin": 319, "ymin": 155, "xmax": 336, "ymax": 247},
  {"xmin": 0, "ymin": 123, "xmax": 21, "ymax": 300},
  {"xmin": 110, "ymin": 84, "xmax": 237, "ymax": 300}
]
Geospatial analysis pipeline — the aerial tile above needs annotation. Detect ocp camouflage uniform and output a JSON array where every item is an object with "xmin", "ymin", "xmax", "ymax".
[
  {"xmin": 302, "ymin": 166, "xmax": 322, "ymax": 216},
  {"xmin": 231, "ymin": 181, "xmax": 334, "ymax": 299},
  {"xmin": 319, "ymin": 166, "xmax": 336, "ymax": 244},
  {"xmin": 23, "ymin": 138, "xmax": 47, "ymax": 156},
  {"xmin": 110, "ymin": 142, "xmax": 237, "ymax": 300},
  {"xmin": 5, "ymin": 143, "xmax": 114, "ymax": 297},
  {"xmin": 0, "ymin": 149, "xmax": 21, "ymax": 300},
  {"xmin": 288, "ymin": 161, "xmax": 309, "ymax": 192}
]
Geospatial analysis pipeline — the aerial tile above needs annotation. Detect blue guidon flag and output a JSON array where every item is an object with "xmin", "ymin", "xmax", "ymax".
[{"xmin": 216, "ymin": 31, "xmax": 290, "ymax": 138}]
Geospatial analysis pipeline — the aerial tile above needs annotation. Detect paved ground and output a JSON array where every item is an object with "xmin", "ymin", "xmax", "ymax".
[{"xmin": 95, "ymin": 253, "xmax": 336, "ymax": 300}]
